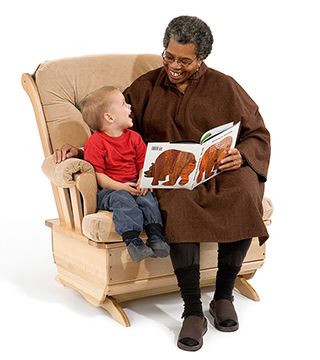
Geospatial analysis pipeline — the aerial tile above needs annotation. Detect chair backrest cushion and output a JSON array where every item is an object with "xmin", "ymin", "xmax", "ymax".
[{"xmin": 35, "ymin": 54, "xmax": 162, "ymax": 152}]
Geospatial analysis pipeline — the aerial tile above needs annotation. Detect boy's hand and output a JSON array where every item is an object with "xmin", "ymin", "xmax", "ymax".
[
  {"xmin": 122, "ymin": 182, "xmax": 141, "ymax": 196},
  {"xmin": 136, "ymin": 177, "xmax": 151, "ymax": 196},
  {"xmin": 138, "ymin": 187, "xmax": 149, "ymax": 196}
]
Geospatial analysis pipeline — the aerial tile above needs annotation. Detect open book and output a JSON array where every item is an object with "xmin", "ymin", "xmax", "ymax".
[{"xmin": 140, "ymin": 122, "xmax": 240, "ymax": 190}]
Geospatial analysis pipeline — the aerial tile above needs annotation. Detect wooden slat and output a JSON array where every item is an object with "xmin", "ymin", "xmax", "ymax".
[
  {"xmin": 69, "ymin": 187, "xmax": 83, "ymax": 232},
  {"xmin": 57, "ymin": 187, "xmax": 74, "ymax": 229},
  {"xmin": 21, "ymin": 73, "xmax": 52, "ymax": 157},
  {"xmin": 22, "ymin": 73, "xmax": 69, "ymax": 225},
  {"xmin": 51, "ymin": 184, "xmax": 65, "ymax": 225}
]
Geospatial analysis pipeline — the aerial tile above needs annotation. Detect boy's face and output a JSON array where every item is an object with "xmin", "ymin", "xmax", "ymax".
[{"xmin": 107, "ymin": 90, "xmax": 133, "ymax": 129}]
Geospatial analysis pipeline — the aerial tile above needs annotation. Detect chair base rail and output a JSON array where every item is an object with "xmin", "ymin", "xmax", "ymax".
[{"xmin": 56, "ymin": 271, "xmax": 260, "ymax": 327}]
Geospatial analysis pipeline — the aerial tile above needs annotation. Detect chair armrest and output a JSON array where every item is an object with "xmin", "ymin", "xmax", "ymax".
[
  {"xmin": 262, "ymin": 197, "xmax": 273, "ymax": 223},
  {"xmin": 41, "ymin": 154, "xmax": 95, "ymax": 188}
]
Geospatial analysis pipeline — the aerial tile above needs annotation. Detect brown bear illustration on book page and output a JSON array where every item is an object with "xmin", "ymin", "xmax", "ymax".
[
  {"xmin": 196, "ymin": 136, "xmax": 233, "ymax": 183},
  {"xmin": 144, "ymin": 149, "xmax": 196, "ymax": 186}
]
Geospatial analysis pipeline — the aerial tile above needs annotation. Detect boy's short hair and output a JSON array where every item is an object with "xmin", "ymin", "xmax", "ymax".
[{"xmin": 79, "ymin": 86, "xmax": 118, "ymax": 131}]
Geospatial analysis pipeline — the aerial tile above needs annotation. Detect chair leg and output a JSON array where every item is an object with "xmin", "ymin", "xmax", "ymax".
[
  {"xmin": 56, "ymin": 275, "xmax": 131, "ymax": 326},
  {"xmin": 100, "ymin": 296, "xmax": 131, "ymax": 327},
  {"xmin": 234, "ymin": 275, "xmax": 260, "ymax": 301}
]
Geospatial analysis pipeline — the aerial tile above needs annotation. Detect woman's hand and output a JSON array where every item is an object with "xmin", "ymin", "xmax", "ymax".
[
  {"xmin": 218, "ymin": 148, "xmax": 244, "ymax": 172},
  {"xmin": 55, "ymin": 144, "xmax": 83, "ymax": 163}
]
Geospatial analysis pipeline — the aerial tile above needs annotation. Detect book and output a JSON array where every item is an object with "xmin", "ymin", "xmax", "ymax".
[{"xmin": 140, "ymin": 122, "xmax": 240, "ymax": 190}]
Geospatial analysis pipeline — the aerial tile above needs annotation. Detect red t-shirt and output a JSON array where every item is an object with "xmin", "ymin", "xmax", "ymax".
[{"xmin": 84, "ymin": 129, "xmax": 146, "ymax": 183}]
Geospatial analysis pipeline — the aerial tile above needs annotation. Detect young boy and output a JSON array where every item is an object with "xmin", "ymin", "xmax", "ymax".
[{"xmin": 80, "ymin": 86, "xmax": 170, "ymax": 262}]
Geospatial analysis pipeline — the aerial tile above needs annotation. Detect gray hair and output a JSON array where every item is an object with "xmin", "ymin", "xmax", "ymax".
[{"xmin": 163, "ymin": 16, "xmax": 213, "ymax": 60}]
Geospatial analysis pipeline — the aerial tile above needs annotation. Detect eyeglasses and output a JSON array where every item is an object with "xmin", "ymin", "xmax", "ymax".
[{"xmin": 161, "ymin": 50, "xmax": 197, "ymax": 67}]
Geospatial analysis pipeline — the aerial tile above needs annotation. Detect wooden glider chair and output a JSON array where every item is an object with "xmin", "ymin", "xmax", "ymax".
[{"xmin": 22, "ymin": 54, "xmax": 273, "ymax": 327}]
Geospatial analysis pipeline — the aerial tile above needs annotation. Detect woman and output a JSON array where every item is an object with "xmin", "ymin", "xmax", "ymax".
[{"xmin": 56, "ymin": 16, "xmax": 270, "ymax": 352}]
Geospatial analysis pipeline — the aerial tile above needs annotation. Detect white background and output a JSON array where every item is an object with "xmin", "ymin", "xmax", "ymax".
[{"xmin": 1, "ymin": 0, "xmax": 319, "ymax": 358}]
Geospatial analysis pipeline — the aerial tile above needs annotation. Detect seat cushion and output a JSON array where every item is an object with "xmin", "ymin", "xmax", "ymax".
[
  {"xmin": 82, "ymin": 197, "xmax": 273, "ymax": 243},
  {"xmin": 82, "ymin": 210, "xmax": 122, "ymax": 243}
]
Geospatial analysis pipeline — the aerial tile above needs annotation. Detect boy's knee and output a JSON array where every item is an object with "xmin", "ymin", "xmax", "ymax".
[
  {"xmin": 113, "ymin": 190, "xmax": 131, "ymax": 198},
  {"xmin": 109, "ymin": 190, "xmax": 136, "ymax": 207},
  {"xmin": 137, "ymin": 192, "xmax": 157, "ymax": 205}
]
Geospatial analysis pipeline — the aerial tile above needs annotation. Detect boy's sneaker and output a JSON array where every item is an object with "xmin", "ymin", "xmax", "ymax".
[
  {"xmin": 125, "ymin": 237, "xmax": 154, "ymax": 262},
  {"xmin": 146, "ymin": 234, "xmax": 170, "ymax": 258}
]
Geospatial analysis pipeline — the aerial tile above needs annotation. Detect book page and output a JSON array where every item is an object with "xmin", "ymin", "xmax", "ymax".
[
  {"xmin": 200, "ymin": 122, "xmax": 234, "ymax": 144},
  {"xmin": 140, "ymin": 142, "xmax": 203, "ymax": 189},
  {"xmin": 193, "ymin": 122, "xmax": 240, "ymax": 188}
]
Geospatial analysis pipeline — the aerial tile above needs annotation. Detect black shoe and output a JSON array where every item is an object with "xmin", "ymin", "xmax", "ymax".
[
  {"xmin": 125, "ymin": 237, "xmax": 154, "ymax": 262},
  {"xmin": 146, "ymin": 234, "xmax": 170, "ymax": 258}
]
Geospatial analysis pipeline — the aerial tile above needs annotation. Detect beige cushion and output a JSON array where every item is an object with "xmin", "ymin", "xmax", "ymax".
[
  {"xmin": 82, "ymin": 211, "xmax": 122, "ymax": 243},
  {"xmin": 83, "ymin": 197, "xmax": 274, "ymax": 243},
  {"xmin": 42, "ymin": 154, "xmax": 94, "ymax": 188},
  {"xmin": 262, "ymin": 196, "xmax": 273, "ymax": 222},
  {"xmin": 35, "ymin": 54, "xmax": 163, "ymax": 152}
]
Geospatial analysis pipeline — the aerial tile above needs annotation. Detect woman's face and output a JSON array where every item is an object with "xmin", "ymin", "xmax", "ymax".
[{"xmin": 163, "ymin": 39, "xmax": 203, "ymax": 86}]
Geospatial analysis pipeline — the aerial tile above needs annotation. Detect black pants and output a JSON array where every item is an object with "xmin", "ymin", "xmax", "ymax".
[
  {"xmin": 171, "ymin": 239, "xmax": 252, "ymax": 317},
  {"xmin": 170, "ymin": 239, "xmax": 252, "ymax": 269}
]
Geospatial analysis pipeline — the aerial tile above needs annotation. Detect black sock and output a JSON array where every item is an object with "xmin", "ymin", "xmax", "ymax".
[
  {"xmin": 175, "ymin": 264, "xmax": 203, "ymax": 347},
  {"xmin": 145, "ymin": 223, "xmax": 163, "ymax": 237},
  {"xmin": 175, "ymin": 264, "xmax": 203, "ymax": 319},
  {"xmin": 214, "ymin": 264, "xmax": 241, "ymax": 301},
  {"xmin": 122, "ymin": 230, "xmax": 140, "ymax": 245}
]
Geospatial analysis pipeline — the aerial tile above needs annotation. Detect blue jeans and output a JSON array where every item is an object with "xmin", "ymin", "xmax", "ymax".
[{"xmin": 97, "ymin": 189, "xmax": 163, "ymax": 235}]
